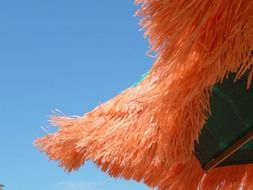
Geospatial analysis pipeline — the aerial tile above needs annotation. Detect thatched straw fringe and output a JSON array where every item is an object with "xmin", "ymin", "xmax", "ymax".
[{"xmin": 35, "ymin": 0, "xmax": 253, "ymax": 189}]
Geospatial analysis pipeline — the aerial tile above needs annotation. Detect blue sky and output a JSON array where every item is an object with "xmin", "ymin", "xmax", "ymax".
[{"xmin": 0, "ymin": 1, "xmax": 153, "ymax": 190}]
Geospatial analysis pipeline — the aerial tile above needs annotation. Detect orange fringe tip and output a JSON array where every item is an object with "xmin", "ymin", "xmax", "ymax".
[{"xmin": 35, "ymin": 0, "xmax": 253, "ymax": 189}]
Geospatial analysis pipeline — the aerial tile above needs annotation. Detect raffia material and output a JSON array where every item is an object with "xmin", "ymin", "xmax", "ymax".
[{"xmin": 35, "ymin": 0, "xmax": 253, "ymax": 189}]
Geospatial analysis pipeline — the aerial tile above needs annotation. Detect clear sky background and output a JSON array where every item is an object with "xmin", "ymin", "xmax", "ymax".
[{"xmin": 0, "ymin": 1, "xmax": 153, "ymax": 190}]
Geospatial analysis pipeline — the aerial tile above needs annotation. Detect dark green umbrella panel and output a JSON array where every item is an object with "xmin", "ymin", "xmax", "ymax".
[{"xmin": 195, "ymin": 73, "xmax": 253, "ymax": 171}]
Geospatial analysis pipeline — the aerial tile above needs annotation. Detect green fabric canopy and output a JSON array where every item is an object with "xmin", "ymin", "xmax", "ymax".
[{"xmin": 195, "ymin": 73, "xmax": 253, "ymax": 170}]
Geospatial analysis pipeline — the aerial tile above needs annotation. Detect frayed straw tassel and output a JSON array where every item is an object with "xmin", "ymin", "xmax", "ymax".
[
  {"xmin": 147, "ymin": 155, "xmax": 253, "ymax": 190},
  {"xmin": 35, "ymin": 0, "xmax": 253, "ymax": 189},
  {"xmin": 35, "ymin": 66, "xmax": 206, "ymax": 174}
]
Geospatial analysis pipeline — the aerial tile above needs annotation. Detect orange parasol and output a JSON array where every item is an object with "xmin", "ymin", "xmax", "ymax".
[{"xmin": 35, "ymin": 0, "xmax": 253, "ymax": 189}]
